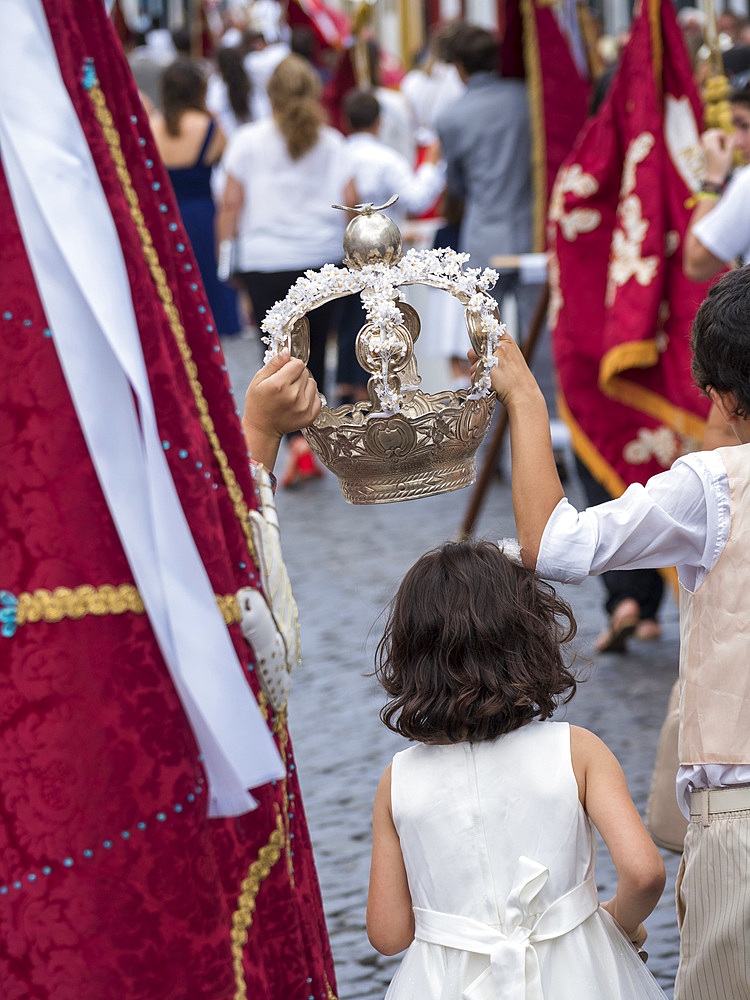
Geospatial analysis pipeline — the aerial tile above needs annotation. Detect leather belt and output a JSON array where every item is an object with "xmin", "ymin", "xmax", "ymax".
[{"xmin": 690, "ymin": 786, "xmax": 750, "ymax": 820}]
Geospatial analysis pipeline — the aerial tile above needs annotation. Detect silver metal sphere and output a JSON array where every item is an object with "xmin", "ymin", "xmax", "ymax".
[{"xmin": 343, "ymin": 212, "xmax": 403, "ymax": 269}]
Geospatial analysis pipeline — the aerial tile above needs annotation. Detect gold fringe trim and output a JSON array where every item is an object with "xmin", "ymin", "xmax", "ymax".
[
  {"xmin": 520, "ymin": 0, "xmax": 547, "ymax": 253},
  {"xmin": 603, "ymin": 375, "xmax": 707, "ymax": 440},
  {"xmin": 556, "ymin": 391, "xmax": 679, "ymax": 597},
  {"xmin": 599, "ymin": 339, "xmax": 660, "ymax": 385},
  {"xmin": 14, "ymin": 585, "xmax": 241, "ymax": 628},
  {"xmin": 557, "ymin": 391, "xmax": 626, "ymax": 499},
  {"xmin": 598, "ymin": 339, "xmax": 707, "ymax": 440},
  {"xmin": 231, "ymin": 812, "xmax": 285, "ymax": 1000},
  {"xmin": 86, "ymin": 81, "xmax": 257, "ymax": 568},
  {"xmin": 229, "ymin": 716, "xmax": 338, "ymax": 1000}
]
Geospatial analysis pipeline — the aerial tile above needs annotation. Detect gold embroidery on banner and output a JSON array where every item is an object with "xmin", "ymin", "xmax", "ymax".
[
  {"xmin": 547, "ymin": 165, "xmax": 602, "ymax": 330},
  {"xmin": 86, "ymin": 82, "xmax": 257, "ymax": 569},
  {"xmin": 547, "ymin": 250, "xmax": 563, "ymax": 332},
  {"xmin": 231, "ymin": 812, "xmax": 285, "ymax": 1000},
  {"xmin": 622, "ymin": 425, "xmax": 701, "ymax": 468},
  {"xmin": 14, "ymin": 585, "xmax": 241, "ymax": 628}
]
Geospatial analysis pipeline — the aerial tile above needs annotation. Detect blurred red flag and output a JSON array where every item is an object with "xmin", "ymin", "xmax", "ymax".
[
  {"xmin": 288, "ymin": 0, "xmax": 350, "ymax": 48},
  {"xmin": 549, "ymin": 0, "xmax": 712, "ymax": 498},
  {"xmin": 501, "ymin": 0, "xmax": 592, "ymax": 247}
]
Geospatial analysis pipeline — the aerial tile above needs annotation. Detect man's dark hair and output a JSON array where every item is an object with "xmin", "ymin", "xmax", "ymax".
[
  {"xmin": 343, "ymin": 88, "xmax": 380, "ymax": 132},
  {"xmin": 691, "ymin": 265, "xmax": 750, "ymax": 418},
  {"xmin": 730, "ymin": 76, "xmax": 750, "ymax": 110},
  {"xmin": 446, "ymin": 23, "xmax": 499, "ymax": 76},
  {"xmin": 171, "ymin": 27, "xmax": 192, "ymax": 56},
  {"xmin": 375, "ymin": 541, "xmax": 578, "ymax": 744}
]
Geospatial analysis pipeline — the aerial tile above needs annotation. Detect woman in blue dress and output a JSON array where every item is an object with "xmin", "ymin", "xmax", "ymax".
[{"xmin": 151, "ymin": 59, "xmax": 241, "ymax": 337}]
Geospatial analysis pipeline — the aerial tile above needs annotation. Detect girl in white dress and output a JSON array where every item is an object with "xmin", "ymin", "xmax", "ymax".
[{"xmin": 368, "ymin": 540, "xmax": 668, "ymax": 999}]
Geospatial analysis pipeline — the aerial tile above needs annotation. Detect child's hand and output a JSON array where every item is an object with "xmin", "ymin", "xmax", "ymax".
[
  {"xmin": 242, "ymin": 349, "xmax": 322, "ymax": 469},
  {"xmin": 468, "ymin": 332, "xmax": 541, "ymax": 410},
  {"xmin": 601, "ymin": 897, "xmax": 648, "ymax": 948}
]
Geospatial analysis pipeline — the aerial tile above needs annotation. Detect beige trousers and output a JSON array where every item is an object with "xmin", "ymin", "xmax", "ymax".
[{"xmin": 674, "ymin": 808, "xmax": 750, "ymax": 999}]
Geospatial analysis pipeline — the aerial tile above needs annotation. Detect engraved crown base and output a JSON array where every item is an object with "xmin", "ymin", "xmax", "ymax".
[{"xmin": 301, "ymin": 388, "xmax": 496, "ymax": 505}]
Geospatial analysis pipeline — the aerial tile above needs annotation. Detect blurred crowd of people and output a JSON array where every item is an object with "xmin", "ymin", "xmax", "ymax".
[
  {"xmin": 125, "ymin": 3, "xmax": 535, "ymax": 488},
  {"xmin": 123, "ymin": 2, "xmax": 750, "ymax": 654}
]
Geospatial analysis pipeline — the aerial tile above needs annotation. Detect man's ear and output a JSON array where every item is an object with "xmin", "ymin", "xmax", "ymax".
[{"xmin": 708, "ymin": 386, "xmax": 741, "ymax": 424}]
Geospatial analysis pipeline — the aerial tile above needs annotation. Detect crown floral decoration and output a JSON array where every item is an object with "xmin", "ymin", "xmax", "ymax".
[
  {"xmin": 261, "ymin": 248, "xmax": 504, "ymax": 414},
  {"xmin": 258, "ymin": 198, "xmax": 504, "ymax": 503}
]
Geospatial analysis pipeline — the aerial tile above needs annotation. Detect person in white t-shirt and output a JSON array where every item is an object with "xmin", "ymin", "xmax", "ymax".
[
  {"xmin": 335, "ymin": 88, "xmax": 445, "ymax": 403},
  {"xmin": 217, "ymin": 53, "xmax": 356, "ymax": 486}
]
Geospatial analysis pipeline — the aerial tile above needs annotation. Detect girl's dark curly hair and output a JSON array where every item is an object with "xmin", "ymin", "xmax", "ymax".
[{"xmin": 375, "ymin": 540, "xmax": 578, "ymax": 744}]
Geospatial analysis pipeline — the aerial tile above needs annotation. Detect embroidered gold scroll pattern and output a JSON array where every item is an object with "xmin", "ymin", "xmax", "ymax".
[
  {"xmin": 14, "ymin": 585, "xmax": 241, "ymax": 628},
  {"xmin": 86, "ymin": 81, "xmax": 257, "ymax": 567}
]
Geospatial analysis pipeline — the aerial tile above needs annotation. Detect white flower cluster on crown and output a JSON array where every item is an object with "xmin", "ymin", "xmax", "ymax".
[{"xmin": 261, "ymin": 247, "xmax": 504, "ymax": 414}]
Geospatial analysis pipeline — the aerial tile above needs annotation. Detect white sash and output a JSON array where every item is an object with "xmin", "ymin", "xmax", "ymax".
[
  {"xmin": 414, "ymin": 857, "xmax": 599, "ymax": 1000},
  {"xmin": 0, "ymin": 0, "xmax": 284, "ymax": 816}
]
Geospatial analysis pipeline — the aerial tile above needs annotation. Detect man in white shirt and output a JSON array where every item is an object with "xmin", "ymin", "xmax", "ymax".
[{"xmin": 472, "ymin": 265, "xmax": 750, "ymax": 1000}]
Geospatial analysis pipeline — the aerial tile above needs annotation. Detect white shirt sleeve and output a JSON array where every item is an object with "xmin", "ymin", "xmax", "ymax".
[
  {"xmin": 692, "ymin": 164, "xmax": 750, "ymax": 265},
  {"xmin": 535, "ymin": 450, "xmax": 730, "ymax": 592},
  {"xmin": 385, "ymin": 156, "xmax": 446, "ymax": 216}
]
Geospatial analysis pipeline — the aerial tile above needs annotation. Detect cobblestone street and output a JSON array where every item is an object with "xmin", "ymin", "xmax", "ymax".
[{"xmin": 224, "ymin": 332, "xmax": 682, "ymax": 999}]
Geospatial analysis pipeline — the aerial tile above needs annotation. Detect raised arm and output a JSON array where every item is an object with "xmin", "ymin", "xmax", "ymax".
[{"xmin": 474, "ymin": 332, "xmax": 563, "ymax": 568}]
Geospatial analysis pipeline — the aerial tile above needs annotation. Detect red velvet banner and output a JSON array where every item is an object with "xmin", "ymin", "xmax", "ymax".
[{"xmin": 549, "ymin": 0, "xmax": 712, "ymax": 497}]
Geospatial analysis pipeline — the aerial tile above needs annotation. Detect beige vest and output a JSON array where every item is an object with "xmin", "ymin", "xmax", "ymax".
[{"xmin": 679, "ymin": 442, "xmax": 750, "ymax": 765}]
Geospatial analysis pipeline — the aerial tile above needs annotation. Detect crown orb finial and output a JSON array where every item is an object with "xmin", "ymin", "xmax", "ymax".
[
  {"xmin": 333, "ymin": 196, "xmax": 403, "ymax": 269},
  {"xmin": 343, "ymin": 211, "xmax": 403, "ymax": 269}
]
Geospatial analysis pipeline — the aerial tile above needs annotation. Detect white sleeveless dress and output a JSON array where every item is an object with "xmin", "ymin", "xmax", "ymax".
[{"xmin": 386, "ymin": 720, "xmax": 668, "ymax": 1000}]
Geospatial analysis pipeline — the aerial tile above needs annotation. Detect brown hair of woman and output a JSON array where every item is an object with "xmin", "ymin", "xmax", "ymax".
[{"xmin": 267, "ymin": 54, "xmax": 324, "ymax": 160}]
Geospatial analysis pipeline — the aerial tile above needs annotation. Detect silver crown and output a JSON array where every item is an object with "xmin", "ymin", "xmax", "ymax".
[{"xmin": 261, "ymin": 198, "xmax": 502, "ymax": 504}]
